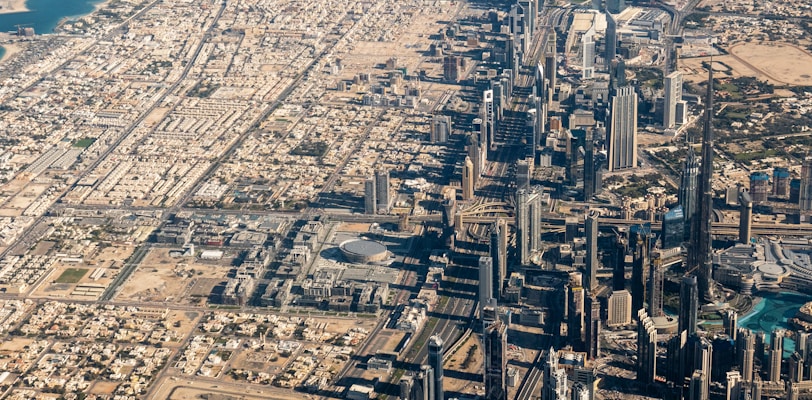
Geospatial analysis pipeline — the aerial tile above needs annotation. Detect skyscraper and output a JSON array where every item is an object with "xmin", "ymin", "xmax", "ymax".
[
  {"xmin": 637, "ymin": 309, "xmax": 657, "ymax": 384},
  {"xmin": 737, "ymin": 328, "xmax": 755, "ymax": 382},
  {"xmin": 679, "ymin": 275, "xmax": 699, "ymax": 336},
  {"xmin": 666, "ymin": 330, "xmax": 688, "ymax": 390},
  {"xmin": 516, "ymin": 159, "xmax": 531, "ymax": 190},
  {"xmin": 399, "ymin": 375, "xmax": 415, "ymax": 400},
  {"xmin": 582, "ymin": 27, "xmax": 595, "ymax": 80},
  {"xmin": 479, "ymin": 256, "xmax": 494, "ymax": 314},
  {"xmin": 569, "ymin": 278, "xmax": 585, "ymax": 349},
  {"xmin": 689, "ymin": 370, "xmax": 709, "ymax": 400},
  {"xmin": 680, "ymin": 146, "xmax": 699, "ymax": 238},
  {"xmin": 585, "ymin": 211, "xmax": 599, "ymax": 292},
  {"xmin": 490, "ymin": 219, "xmax": 508, "ymax": 299},
  {"xmin": 609, "ymin": 56, "xmax": 626, "ymax": 90},
  {"xmin": 647, "ymin": 254, "xmax": 663, "ymax": 318},
  {"xmin": 428, "ymin": 336, "xmax": 444, "ymax": 400},
  {"xmin": 570, "ymin": 382, "xmax": 589, "ymax": 400},
  {"xmin": 749, "ymin": 172, "xmax": 770, "ymax": 203},
  {"xmin": 483, "ymin": 89, "xmax": 495, "ymax": 152},
  {"xmin": 662, "ymin": 206, "xmax": 685, "ymax": 249},
  {"xmin": 535, "ymin": 63, "xmax": 548, "ymax": 135},
  {"xmin": 752, "ymin": 376, "xmax": 763, "ymax": 400},
  {"xmin": 664, "ymin": 71, "xmax": 683, "ymax": 129},
  {"xmin": 430, "ymin": 115, "xmax": 452, "ymax": 143},
  {"xmin": 693, "ymin": 67, "xmax": 717, "ymax": 302},
  {"xmin": 739, "ymin": 191, "xmax": 753, "ymax": 244},
  {"xmin": 419, "ymin": 365, "xmax": 434, "ymax": 400},
  {"xmin": 801, "ymin": 156, "xmax": 812, "ymax": 212},
  {"xmin": 516, "ymin": 187, "xmax": 542, "ymax": 265},
  {"xmin": 607, "ymin": 86, "xmax": 638, "ymax": 171},
  {"xmin": 789, "ymin": 351, "xmax": 804, "ymax": 383},
  {"xmin": 542, "ymin": 348, "xmax": 568, "ymax": 400},
  {"xmin": 584, "ymin": 129, "xmax": 596, "ymax": 200},
  {"xmin": 585, "ymin": 294, "xmax": 601, "ymax": 360},
  {"xmin": 544, "ymin": 32, "xmax": 557, "ymax": 103},
  {"xmin": 607, "ymin": 290, "xmax": 632, "ymax": 327},
  {"xmin": 443, "ymin": 56, "xmax": 462, "ymax": 83},
  {"xmin": 723, "ymin": 310, "xmax": 738, "ymax": 340},
  {"xmin": 769, "ymin": 330, "xmax": 784, "ymax": 382},
  {"xmin": 613, "ymin": 235, "xmax": 627, "ymax": 291},
  {"xmin": 605, "ymin": 15, "xmax": 617, "ymax": 69},
  {"xmin": 463, "ymin": 156, "xmax": 475, "ymax": 200},
  {"xmin": 692, "ymin": 336, "xmax": 713, "ymax": 398},
  {"xmin": 467, "ymin": 130, "xmax": 483, "ymax": 181},
  {"xmin": 484, "ymin": 320, "xmax": 508, "ymax": 400},
  {"xmin": 726, "ymin": 371, "xmax": 742, "ymax": 400},
  {"xmin": 375, "ymin": 168, "xmax": 390, "ymax": 213},
  {"xmin": 364, "ymin": 176, "xmax": 376, "ymax": 214},
  {"xmin": 606, "ymin": 0, "xmax": 626, "ymax": 14},
  {"xmin": 630, "ymin": 225, "xmax": 650, "ymax": 316}
]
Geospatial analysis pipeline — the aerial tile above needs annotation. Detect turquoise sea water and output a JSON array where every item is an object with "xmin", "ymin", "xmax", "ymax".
[
  {"xmin": 0, "ymin": 0, "xmax": 103, "ymax": 34},
  {"xmin": 738, "ymin": 291, "xmax": 812, "ymax": 356}
]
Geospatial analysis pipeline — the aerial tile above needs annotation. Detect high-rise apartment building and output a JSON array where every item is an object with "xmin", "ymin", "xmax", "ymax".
[
  {"xmin": 490, "ymin": 219, "xmax": 508, "ymax": 299},
  {"xmin": 679, "ymin": 275, "xmax": 699, "ymax": 336},
  {"xmin": 585, "ymin": 211, "xmax": 599, "ymax": 291},
  {"xmin": 585, "ymin": 294, "xmax": 601, "ymax": 360},
  {"xmin": 375, "ymin": 168, "xmax": 390, "ymax": 213},
  {"xmin": 801, "ymin": 156, "xmax": 812, "ymax": 212},
  {"xmin": 664, "ymin": 71, "xmax": 683, "ymax": 129},
  {"xmin": 769, "ymin": 330, "xmax": 784, "ymax": 382},
  {"xmin": 430, "ymin": 115, "xmax": 451, "ymax": 143},
  {"xmin": 484, "ymin": 320, "xmax": 508, "ymax": 400},
  {"xmin": 542, "ymin": 348, "xmax": 568, "ymax": 400},
  {"xmin": 479, "ymin": 256, "xmax": 494, "ymax": 314},
  {"xmin": 637, "ymin": 309, "xmax": 657, "ymax": 384},
  {"xmin": 516, "ymin": 187, "xmax": 543, "ymax": 265},
  {"xmin": 463, "ymin": 156, "xmax": 475, "ymax": 200},
  {"xmin": 364, "ymin": 176, "xmax": 376, "ymax": 214},
  {"xmin": 607, "ymin": 290, "xmax": 632, "ymax": 327},
  {"xmin": 428, "ymin": 336, "xmax": 444, "ymax": 400},
  {"xmin": 607, "ymin": 86, "xmax": 638, "ymax": 171}
]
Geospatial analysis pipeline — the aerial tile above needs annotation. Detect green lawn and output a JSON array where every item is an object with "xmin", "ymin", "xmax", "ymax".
[
  {"xmin": 55, "ymin": 268, "xmax": 87, "ymax": 284},
  {"xmin": 72, "ymin": 138, "xmax": 96, "ymax": 148}
]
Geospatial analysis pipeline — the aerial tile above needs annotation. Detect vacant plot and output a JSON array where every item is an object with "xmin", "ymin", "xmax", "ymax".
[
  {"xmin": 728, "ymin": 42, "xmax": 812, "ymax": 86},
  {"xmin": 55, "ymin": 268, "xmax": 88, "ymax": 284},
  {"xmin": 683, "ymin": 42, "xmax": 812, "ymax": 86},
  {"xmin": 116, "ymin": 248, "xmax": 229, "ymax": 304}
]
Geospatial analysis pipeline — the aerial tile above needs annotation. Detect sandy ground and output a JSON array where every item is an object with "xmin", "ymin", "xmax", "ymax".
[
  {"xmin": 0, "ymin": 43, "xmax": 22, "ymax": 62},
  {"xmin": 154, "ymin": 380, "xmax": 306, "ymax": 400},
  {"xmin": 116, "ymin": 248, "xmax": 229, "ymax": 304},
  {"xmin": 0, "ymin": 0, "xmax": 27, "ymax": 14},
  {"xmin": 681, "ymin": 42, "xmax": 812, "ymax": 86},
  {"xmin": 444, "ymin": 333, "xmax": 484, "ymax": 395},
  {"xmin": 727, "ymin": 42, "xmax": 812, "ymax": 86}
]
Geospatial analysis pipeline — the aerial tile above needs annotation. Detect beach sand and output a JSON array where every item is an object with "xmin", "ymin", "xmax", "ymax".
[
  {"xmin": 0, "ymin": 0, "xmax": 28, "ymax": 15},
  {"xmin": 0, "ymin": 43, "xmax": 22, "ymax": 62}
]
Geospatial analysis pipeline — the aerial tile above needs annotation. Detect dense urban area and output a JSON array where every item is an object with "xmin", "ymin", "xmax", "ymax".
[{"xmin": 0, "ymin": 0, "xmax": 810, "ymax": 399}]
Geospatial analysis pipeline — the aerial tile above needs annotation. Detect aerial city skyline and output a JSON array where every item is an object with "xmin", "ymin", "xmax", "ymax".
[{"xmin": 0, "ymin": 0, "xmax": 809, "ymax": 399}]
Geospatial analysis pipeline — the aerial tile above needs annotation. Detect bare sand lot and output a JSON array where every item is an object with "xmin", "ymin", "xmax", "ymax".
[
  {"xmin": 155, "ymin": 380, "xmax": 306, "ymax": 400},
  {"xmin": 116, "ymin": 248, "xmax": 231, "ymax": 303},
  {"xmin": 728, "ymin": 42, "xmax": 812, "ymax": 85},
  {"xmin": 681, "ymin": 42, "xmax": 812, "ymax": 86}
]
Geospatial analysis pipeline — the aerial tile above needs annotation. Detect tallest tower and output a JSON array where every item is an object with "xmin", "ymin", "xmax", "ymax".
[{"xmin": 694, "ymin": 66, "xmax": 716, "ymax": 301}]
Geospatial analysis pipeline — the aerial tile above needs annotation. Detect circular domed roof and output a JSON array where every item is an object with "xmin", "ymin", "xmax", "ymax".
[{"xmin": 339, "ymin": 239, "xmax": 389, "ymax": 263}]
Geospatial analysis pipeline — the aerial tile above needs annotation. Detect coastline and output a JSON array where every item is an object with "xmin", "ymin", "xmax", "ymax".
[
  {"xmin": 0, "ymin": 0, "xmax": 28, "ymax": 15},
  {"xmin": 0, "ymin": 42, "xmax": 21, "ymax": 62},
  {"xmin": 53, "ymin": 0, "xmax": 110, "ymax": 33}
]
